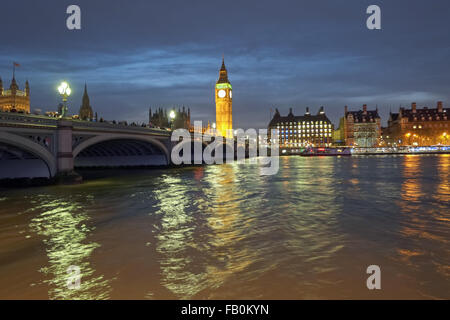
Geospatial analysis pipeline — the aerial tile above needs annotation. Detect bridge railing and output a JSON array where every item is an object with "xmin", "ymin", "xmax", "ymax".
[
  {"xmin": 0, "ymin": 111, "xmax": 59, "ymax": 127},
  {"xmin": 0, "ymin": 111, "xmax": 171, "ymax": 136},
  {"xmin": 71, "ymin": 119, "xmax": 171, "ymax": 135}
]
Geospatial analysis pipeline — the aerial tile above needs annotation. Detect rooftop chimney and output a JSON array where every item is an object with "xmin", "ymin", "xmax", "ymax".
[
  {"xmin": 344, "ymin": 105, "xmax": 348, "ymax": 114},
  {"xmin": 318, "ymin": 106, "xmax": 325, "ymax": 114},
  {"xmin": 363, "ymin": 104, "xmax": 367, "ymax": 114},
  {"xmin": 305, "ymin": 107, "xmax": 310, "ymax": 115},
  {"xmin": 437, "ymin": 101, "xmax": 443, "ymax": 113},
  {"xmin": 412, "ymin": 102, "xmax": 417, "ymax": 113}
]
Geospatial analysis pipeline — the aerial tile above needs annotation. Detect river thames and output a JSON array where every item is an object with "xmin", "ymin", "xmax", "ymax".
[{"xmin": 0, "ymin": 155, "xmax": 449, "ymax": 299}]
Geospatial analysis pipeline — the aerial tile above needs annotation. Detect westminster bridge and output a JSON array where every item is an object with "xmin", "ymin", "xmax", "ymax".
[
  {"xmin": 0, "ymin": 112, "xmax": 177, "ymax": 180},
  {"xmin": 0, "ymin": 112, "xmax": 244, "ymax": 181}
]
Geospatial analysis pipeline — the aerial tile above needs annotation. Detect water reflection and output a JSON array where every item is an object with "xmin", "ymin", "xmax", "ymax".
[
  {"xmin": 398, "ymin": 155, "xmax": 428, "ymax": 264},
  {"xmin": 433, "ymin": 155, "xmax": 450, "ymax": 279},
  {"xmin": 0, "ymin": 155, "xmax": 449, "ymax": 299},
  {"xmin": 401, "ymin": 155, "xmax": 422, "ymax": 203},
  {"xmin": 154, "ymin": 164, "xmax": 262, "ymax": 298},
  {"xmin": 29, "ymin": 195, "xmax": 110, "ymax": 299},
  {"xmin": 202, "ymin": 164, "xmax": 259, "ymax": 298},
  {"xmin": 396, "ymin": 155, "xmax": 450, "ymax": 297},
  {"xmin": 153, "ymin": 173, "xmax": 199, "ymax": 298},
  {"xmin": 436, "ymin": 155, "xmax": 450, "ymax": 206},
  {"xmin": 284, "ymin": 158, "xmax": 346, "ymax": 298}
]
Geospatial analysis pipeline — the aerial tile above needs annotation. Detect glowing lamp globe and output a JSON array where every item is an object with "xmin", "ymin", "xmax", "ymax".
[{"xmin": 58, "ymin": 82, "xmax": 71, "ymax": 96}]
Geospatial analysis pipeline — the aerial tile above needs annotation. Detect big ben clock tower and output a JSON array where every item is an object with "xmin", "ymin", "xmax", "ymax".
[{"xmin": 215, "ymin": 57, "xmax": 233, "ymax": 138}]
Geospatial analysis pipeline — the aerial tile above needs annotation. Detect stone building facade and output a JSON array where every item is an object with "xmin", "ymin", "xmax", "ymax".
[
  {"xmin": 0, "ymin": 77, "xmax": 30, "ymax": 113},
  {"xmin": 342, "ymin": 105, "xmax": 381, "ymax": 147},
  {"xmin": 385, "ymin": 102, "xmax": 450, "ymax": 146}
]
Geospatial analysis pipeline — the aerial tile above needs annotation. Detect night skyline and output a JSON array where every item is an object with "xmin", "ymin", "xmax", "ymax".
[
  {"xmin": 1, "ymin": 0, "xmax": 450, "ymax": 128},
  {"xmin": 1, "ymin": 0, "xmax": 450, "ymax": 303}
]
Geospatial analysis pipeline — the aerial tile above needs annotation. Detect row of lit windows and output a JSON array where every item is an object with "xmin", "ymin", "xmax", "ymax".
[
  {"xmin": 280, "ymin": 133, "xmax": 331, "ymax": 139},
  {"xmin": 277, "ymin": 123, "xmax": 332, "ymax": 128},
  {"xmin": 0, "ymin": 104, "xmax": 29, "ymax": 110},
  {"xmin": 279, "ymin": 137, "xmax": 332, "ymax": 141},
  {"xmin": 277, "ymin": 128, "xmax": 331, "ymax": 133},
  {"xmin": 408, "ymin": 115, "xmax": 448, "ymax": 121},
  {"xmin": 277, "ymin": 121, "xmax": 331, "ymax": 125},
  {"xmin": 279, "ymin": 131, "xmax": 332, "ymax": 136},
  {"xmin": 410, "ymin": 124, "xmax": 448, "ymax": 129},
  {"xmin": 279, "ymin": 125, "xmax": 332, "ymax": 129},
  {"xmin": 280, "ymin": 142, "xmax": 331, "ymax": 147}
]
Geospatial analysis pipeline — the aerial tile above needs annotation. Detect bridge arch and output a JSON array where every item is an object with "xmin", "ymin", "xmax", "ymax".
[
  {"xmin": 73, "ymin": 134, "xmax": 170, "ymax": 167},
  {"xmin": 0, "ymin": 131, "xmax": 57, "ymax": 178}
]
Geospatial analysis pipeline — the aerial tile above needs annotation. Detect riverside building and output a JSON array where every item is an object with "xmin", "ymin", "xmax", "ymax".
[
  {"xmin": 341, "ymin": 104, "xmax": 381, "ymax": 147},
  {"xmin": 385, "ymin": 102, "xmax": 450, "ymax": 146},
  {"xmin": 268, "ymin": 107, "xmax": 334, "ymax": 149}
]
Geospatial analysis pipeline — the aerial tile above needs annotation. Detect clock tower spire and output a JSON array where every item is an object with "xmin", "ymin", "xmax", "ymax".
[{"xmin": 215, "ymin": 57, "xmax": 233, "ymax": 138}]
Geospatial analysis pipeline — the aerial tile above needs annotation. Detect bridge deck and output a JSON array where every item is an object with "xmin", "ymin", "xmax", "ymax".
[{"xmin": 0, "ymin": 111, "xmax": 171, "ymax": 136}]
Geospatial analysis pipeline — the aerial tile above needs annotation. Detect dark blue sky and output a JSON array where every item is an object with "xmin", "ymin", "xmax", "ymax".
[{"xmin": 1, "ymin": 0, "xmax": 449, "ymax": 128}]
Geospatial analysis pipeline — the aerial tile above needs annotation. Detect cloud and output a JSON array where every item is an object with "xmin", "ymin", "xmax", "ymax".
[{"xmin": 1, "ymin": 0, "xmax": 449, "ymax": 128}]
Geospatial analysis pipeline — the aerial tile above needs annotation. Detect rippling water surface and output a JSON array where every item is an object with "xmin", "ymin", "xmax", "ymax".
[{"xmin": 0, "ymin": 155, "xmax": 449, "ymax": 299}]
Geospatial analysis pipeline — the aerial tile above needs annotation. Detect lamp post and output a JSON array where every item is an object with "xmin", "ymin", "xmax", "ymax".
[
  {"xmin": 169, "ymin": 110, "xmax": 176, "ymax": 130},
  {"xmin": 57, "ymin": 81, "xmax": 71, "ymax": 118}
]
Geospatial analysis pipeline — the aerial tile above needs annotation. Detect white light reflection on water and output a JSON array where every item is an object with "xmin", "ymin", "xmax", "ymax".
[{"xmin": 28, "ymin": 195, "xmax": 111, "ymax": 300}]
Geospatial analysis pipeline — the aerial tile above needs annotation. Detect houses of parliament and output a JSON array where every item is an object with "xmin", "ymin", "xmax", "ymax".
[
  {"xmin": 0, "ymin": 74, "xmax": 95, "ymax": 121},
  {"xmin": 0, "ymin": 76, "xmax": 30, "ymax": 113}
]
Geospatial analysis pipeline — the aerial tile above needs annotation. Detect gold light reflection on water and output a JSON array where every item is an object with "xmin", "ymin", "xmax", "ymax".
[
  {"xmin": 396, "ymin": 248, "xmax": 425, "ymax": 267},
  {"xmin": 436, "ymin": 154, "xmax": 450, "ymax": 205},
  {"xmin": 153, "ymin": 164, "xmax": 258, "ymax": 299},
  {"xmin": 29, "ymin": 197, "xmax": 110, "ymax": 300},
  {"xmin": 202, "ymin": 164, "xmax": 257, "ymax": 291},
  {"xmin": 398, "ymin": 155, "xmax": 425, "ymax": 246},
  {"xmin": 401, "ymin": 155, "xmax": 422, "ymax": 203},
  {"xmin": 397, "ymin": 155, "xmax": 450, "ymax": 281},
  {"xmin": 433, "ymin": 155, "xmax": 450, "ymax": 278},
  {"xmin": 347, "ymin": 159, "xmax": 361, "ymax": 193}
]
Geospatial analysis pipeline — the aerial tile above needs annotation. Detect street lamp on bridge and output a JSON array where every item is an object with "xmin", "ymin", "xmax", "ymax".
[
  {"xmin": 57, "ymin": 81, "xmax": 71, "ymax": 118},
  {"xmin": 169, "ymin": 110, "xmax": 176, "ymax": 130}
]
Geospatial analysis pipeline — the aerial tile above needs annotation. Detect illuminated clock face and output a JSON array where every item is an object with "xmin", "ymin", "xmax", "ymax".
[
  {"xmin": 230, "ymin": 90, "xmax": 232, "ymax": 98},
  {"xmin": 218, "ymin": 89, "xmax": 226, "ymax": 98}
]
